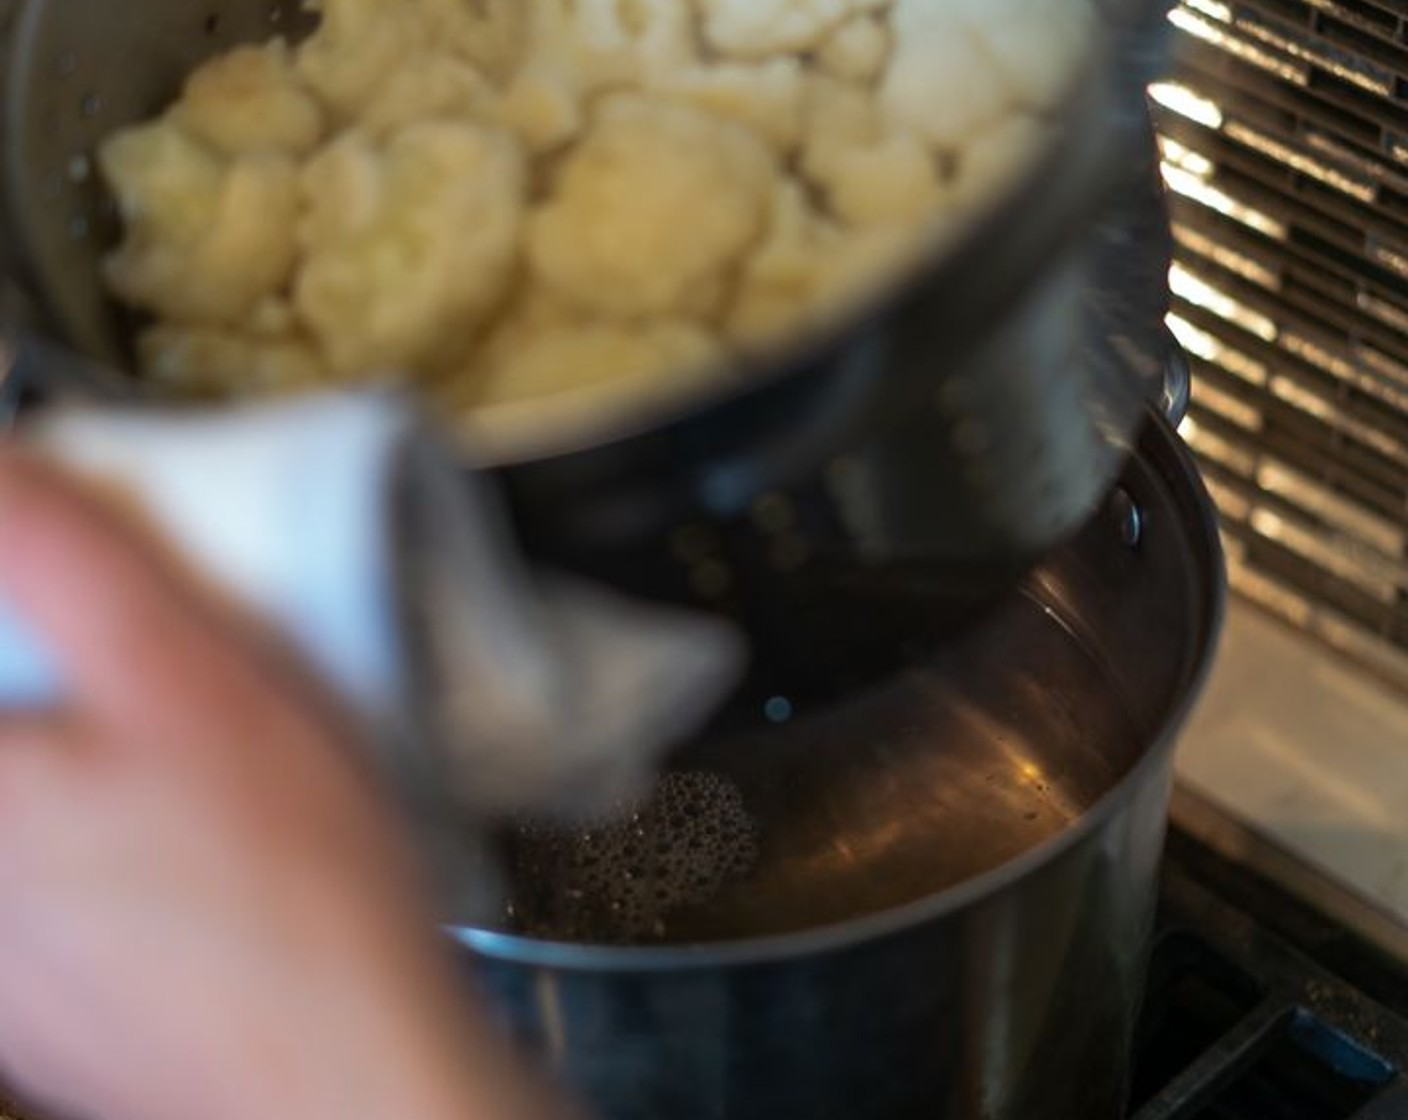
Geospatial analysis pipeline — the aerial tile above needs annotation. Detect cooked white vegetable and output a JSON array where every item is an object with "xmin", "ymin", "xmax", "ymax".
[
  {"xmin": 296, "ymin": 121, "xmax": 525, "ymax": 378},
  {"xmin": 139, "ymin": 322, "xmax": 328, "ymax": 397},
  {"xmin": 528, "ymin": 94, "xmax": 777, "ymax": 318},
  {"xmin": 171, "ymin": 41, "xmax": 326, "ymax": 158},
  {"xmin": 698, "ymin": 0, "xmax": 888, "ymax": 61},
  {"xmin": 98, "ymin": 0, "xmax": 1095, "ymax": 419},
  {"xmin": 101, "ymin": 122, "xmax": 301, "ymax": 324}
]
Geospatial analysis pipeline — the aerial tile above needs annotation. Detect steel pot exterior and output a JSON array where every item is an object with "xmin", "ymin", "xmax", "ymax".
[
  {"xmin": 456, "ymin": 415, "xmax": 1225, "ymax": 1120},
  {"xmin": 466, "ymin": 770, "xmax": 1172, "ymax": 1120}
]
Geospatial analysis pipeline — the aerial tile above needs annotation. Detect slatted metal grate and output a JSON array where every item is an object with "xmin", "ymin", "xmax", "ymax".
[{"xmin": 1154, "ymin": 0, "xmax": 1408, "ymax": 691}]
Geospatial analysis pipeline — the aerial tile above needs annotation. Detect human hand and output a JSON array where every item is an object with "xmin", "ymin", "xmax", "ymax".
[{"xmin": 0, "ymin": 450, "xmax": 564, "ymax": 1120}]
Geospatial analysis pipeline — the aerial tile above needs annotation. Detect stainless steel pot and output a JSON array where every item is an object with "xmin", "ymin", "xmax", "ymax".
[{"xmin": 458, "ymin": 410, "xmax": 1224, "ymax": 1120}]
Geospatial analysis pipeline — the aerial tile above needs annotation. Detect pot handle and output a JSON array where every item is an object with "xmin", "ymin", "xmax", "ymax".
[{"xmin": 1160, "ymin": 326, "xmax": 1191, "ymax": 428}]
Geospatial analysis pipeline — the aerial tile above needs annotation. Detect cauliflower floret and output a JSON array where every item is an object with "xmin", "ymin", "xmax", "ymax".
[
  {"xmin": 654, "ymin": 57, "xmax": 806, "ymax": 153},
  {"xmin": 139, "ymin": 322, "xmax": 328, "ymax": 398},
  {"xmin": 297, "ymin": 0, "xmax": 426, "ymax": 122},
  {"xmin": 834, "ymin": 224, "xmax": 924, "ymax": 307},
  {"xmin": 956, "ymin": 0, "xmax": 1096, "ymax": 113},
  {"xmin": 299, "ymin": 0, "xmax": 528, "ymax": 121},
  {"xmin": 528, "ymin": 94, "xmax": 777, "ymax": 318},
  {"xmin": 948, "ymin": 112, "xmax": 1053, "ymax": 212},
  {"xmin": 728, "ymin": 180, "xmax": 918, "ymax": 350},
  {"xmin": 417, "ymin": 0, "xmax": 531, "ymax": 84},
  {"xmin": 358, "ymin": 53, "xmax": 496, "ymax": 139},
  {"xmin": 171, "ymin": 41, "xmax": 325, "ymax": 158},
  {"xmin": 569, "ymin": 0, "xmax": 697, "ymax": 86},
  {"xmin": 295, "ymin": 122, "xmax": 526, "ymax": 378},
  {"xmin": 698, "ymin": 0, "xmax": 887, "ymax": 60},
  {"xmin": 727, "ymin": 180, "xmax": 840, "ymax": 348},
  {"xmin": 100, "ymin": 0, "xmax": 1091, "ymax": 419},
  {"xmin": 483, "ymin": 0, "xmax": 590, "ymax": 154},
  {"xmin": 820, "ymin": 128, "xmax": 950, "ymax": 228},
  {"xmin": 100, "ymin": 120, "xmax": 300, "ymax": 324},
  {"xmin": 476, "ymin": 318, "xmax": 725, "ymax": 409},
  {"xmin": 815, "ymin": 15, "xmax": 891, "ymax": 85},
  {"xmin": 801, "ymin": 72, "xmax": 883, "ymax": 171},
  {"xmin": 494, "ymin": 58, "xmax": 587, "ymax": 155},
  {"xmin": 490, "ymin": 0, "xmax": 700, "ymax": 154},
  {"xmin": 801, "ymin": 73, "xmax": 947, "ymax": 226},
  {"xmin": 880, "ymin": 0, "xmax": 1014, "ymax": 150}
]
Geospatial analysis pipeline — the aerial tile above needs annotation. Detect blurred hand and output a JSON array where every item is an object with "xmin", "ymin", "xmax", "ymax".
[{"xmin": 0, "ymin": 450, "xmax": 563, "ymax": 1120}]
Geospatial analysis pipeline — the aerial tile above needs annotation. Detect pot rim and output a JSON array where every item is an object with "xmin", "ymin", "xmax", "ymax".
[{"xmin": 453, "ymin": 412, "xmax": 1228, "ymax": 972}]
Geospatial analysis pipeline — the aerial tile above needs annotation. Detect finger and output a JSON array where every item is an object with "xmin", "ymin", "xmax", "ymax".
[
  {"xmin": 0, "ymin": 714, "xmax": 80, "ymax": 812},
  {"xmin": 0, "ymin": 447, "xmax": 240, "ymax": 721}
]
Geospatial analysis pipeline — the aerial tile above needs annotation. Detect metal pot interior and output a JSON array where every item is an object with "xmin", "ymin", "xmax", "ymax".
[{"xmin": 487, "ymin": 414, "xmax": 1225, "ymax": 951}]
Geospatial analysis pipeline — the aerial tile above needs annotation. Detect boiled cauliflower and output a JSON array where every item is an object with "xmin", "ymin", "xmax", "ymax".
[
  {"xmin": 880, "ymin": 0, "xmax": 1015, "ymax": 150},
  {"xmin": 493, "ymin": 57, "xmax": 587, "ymax": 155},
  {"xmin": 801, "ymin": 76, "xmax": 947, "ymax": 228},
  {"xmin": 653, "ymin": 58, "xmax": 806, "ymax": 154},
  {"xmin": 296, "ymin": 122, "xmax": 525, "ymax": 378},
  {"xmin": 567, "ymin": 0, "xmax": 697, "ymax": 87},
  {"xmin": 528, "ymin": 95, "xmax": 777, "ymax": 318},
  {"xmin": 100, "ymin": 120, "xmax": 300, "ymax": 324},
  {"xmin": 416, "ymin": 0, "xmax": 530, "ymax": 83},
  {"xmin": 956, "ymin": 0, "xmax": 1098, "ymax": 113},
  {"xmin": 171, "ymin": 41, "xmax": 326, "ymax": 158},
  {"xmin": 139, "ymin": 322, "xmax": 328, "ymax": 398},
  {"xmin": 727, "ymin": 181, "xmax": 845, "ymax": 348},
  {"xmin": 99, "ymin": 0, "xmax": 1095, "ymax": 422},
  {"xmin": 727, "ymin": 180, "xmax": 910, "ymax": 350},
  {"xmin": 296, "ymin": 0, "xmax": 425, "ymax": 122},
  {"xmin": 357, "ymin": 53, "xmax": 495, "ymax": 140},
  {"xmin": 815, "ymin": 15, "xmax": 891, "ymax": 85},
  {"xmin": 299, "ymin": 0, "xmax": 527, "ymax": 122},
  {"xmin": 949, "ymin": 112, "xmax": 1054, "ymax": 213},
  {"xmin": 491, "ymin": 0, "xmax": 700, "ymax": 155},
  {"xmin": 699, "ymin": 0, "xmax": 888, "ymax": 61},
  {"xmin": 476, "ymin": 318, "xmax": 725, "ymax": 409},
  {"xmin": 824, "ymin": 129, "xmax": 951, "ymax": 228}
]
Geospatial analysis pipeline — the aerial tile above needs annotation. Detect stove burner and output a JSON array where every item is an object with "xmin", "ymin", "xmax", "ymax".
[{"xmin": 1132, "ymin": 832, "xmax": 1408, "ymax": 1119}]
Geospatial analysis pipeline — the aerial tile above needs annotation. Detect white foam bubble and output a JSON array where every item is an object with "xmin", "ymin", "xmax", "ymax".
[{"xmin": 507, "ymin": 771, "xmax": 759, "ymax": 943}]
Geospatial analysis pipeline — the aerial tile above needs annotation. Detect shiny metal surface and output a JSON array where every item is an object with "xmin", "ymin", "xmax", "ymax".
[
  {"xmin": 0, "ymin": 0, "xmax": 1181, "ymax": 618},
  {"xmin": 458, "ymin": 414, "xmax": 1226, "ymax": 1120}
]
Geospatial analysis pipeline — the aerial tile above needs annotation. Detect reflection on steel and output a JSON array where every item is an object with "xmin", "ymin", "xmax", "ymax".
[
  {"xmin": 1167, "ymin": 313, "xmax": 1268, "ymax": 386},
  {"xmin": 1149, "ymin": 81, "xmax": 1224, "ymax": 128},
  {"xmin": 1171, "ymin": 222, "xmax": 1281, "ymax": 290},
  {"xmin": 1161, "ymin": 166, "xmax": 1288, "ymax": 239},
  {"xmin": 1169, "ymin": 263, "xmax": 1277, "ymax": 341},
  {"xmin": 1168, "ymin": 7, "xmax": 1310, "ymax": 87},
  {"xmin": 1223, "ymin": 121, "xmax": 1377, "ymax": 204}
]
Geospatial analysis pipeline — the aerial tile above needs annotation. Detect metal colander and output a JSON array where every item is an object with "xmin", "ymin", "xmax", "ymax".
[
  {"xmin": 0, "ymin": 0, "xmax": 1187, "ymax": 625},
  {"xmin": 0, "ymin": 0, "xmax": 312, "ymax": 363}
]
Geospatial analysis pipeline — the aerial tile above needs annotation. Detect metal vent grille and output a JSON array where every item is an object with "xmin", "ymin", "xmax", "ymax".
[{"xmin": 1154, "ymin": 0, "xmax": 1408, "ymax": 692}]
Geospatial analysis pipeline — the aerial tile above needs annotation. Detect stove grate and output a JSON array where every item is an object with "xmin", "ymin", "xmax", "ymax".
[{"xmin": 1131, "ymin": 832, "xmax": 1408, "ymax": 1119}]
